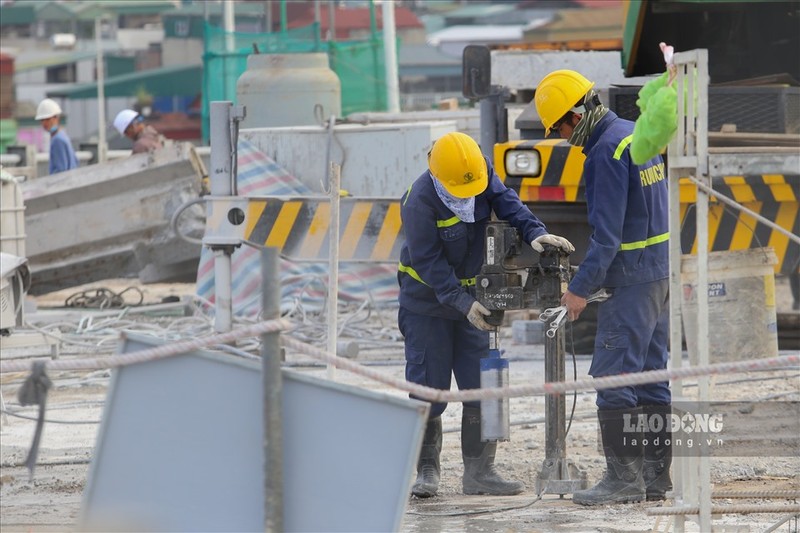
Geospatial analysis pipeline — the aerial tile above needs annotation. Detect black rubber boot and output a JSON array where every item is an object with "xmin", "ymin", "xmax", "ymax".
[
  {"xmin": 411, "ymin": 417, "xmax": 442, "ymax": 498},
  {"xmin": 642, "ymin": 404, "xmax": 673, "ymax": 501},
  {"xmin": 461, "ymin": 406, "xmax": 524, "ymax": 496},
  {"xmin": 573, "ymin": 407, "xmax": 646, "ymax": 506}
]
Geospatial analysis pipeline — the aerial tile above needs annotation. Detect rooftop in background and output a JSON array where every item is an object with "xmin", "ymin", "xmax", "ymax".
[
  {"xmin": 0, "ymin": 0, "xmax": 179, "ymax": 25},
  {"xmin": 286, "ymin": 3, "xmax": 424, "ymax": 40},
  {"xmin": 523, "ymin": 5, "xmax": 624, "ymax": 44},
  {"xmin": 398, "ymin": 43, "xmax": 461, "ymax": 77},
  {"xmin": 46, "ymin": 64, "xmax": 201, "ymax": 100}
]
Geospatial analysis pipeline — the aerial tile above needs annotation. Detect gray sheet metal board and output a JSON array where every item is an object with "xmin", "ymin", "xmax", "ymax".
[{"xmin": 79, "ymin": 334, "xmax": 428, "ymax": 532}]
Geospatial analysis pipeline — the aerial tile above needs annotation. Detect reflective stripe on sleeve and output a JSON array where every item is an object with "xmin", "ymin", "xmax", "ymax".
[
  {"xmin": 613, "ymin": 135, "xmax": 633, "ymax": 161},
  {"xmin": 619, "ymin": 231, "xmax": 669, "ymax": 251},
  {"xmin": 436, "ymin": 216, "xmax": 460, "ymax": 228}
]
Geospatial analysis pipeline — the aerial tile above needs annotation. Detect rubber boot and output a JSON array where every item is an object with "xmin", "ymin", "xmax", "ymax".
[
  {"xmin": 461, "ymin": 406, "xmax": 524, "ymax": 496},
  {"xmin": 573, "ymin": 407, "xmax": 646, "ymax": 506},
  {"xmin": 411, "ymin": 417, "xmax": 442, "ymax": 498},
  {"xmin": 642, "ymin": 404, "xmax": 673, "ymax": 501}
]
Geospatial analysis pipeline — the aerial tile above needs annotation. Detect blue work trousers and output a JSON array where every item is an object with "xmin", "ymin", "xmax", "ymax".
[
  {"xmin": 398, "ymin": 306, "xmax": 488, "ymax": 418},
  {"xmin": 589, "ymin": 279, "xmax": 671, "ymax": 409}
]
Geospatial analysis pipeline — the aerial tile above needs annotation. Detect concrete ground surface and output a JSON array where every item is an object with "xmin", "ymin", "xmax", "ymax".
[{"xmin": 1, "ymin": 277, "xmax": 798, "ymax": 533}]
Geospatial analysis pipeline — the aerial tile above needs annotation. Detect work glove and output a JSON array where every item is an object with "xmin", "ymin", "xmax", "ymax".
[
  {"xmin": 531, "ymin": 234, "xmax": 575, "ymax": 253},
  {"xmin": 466, "ymin": 301, "xmax": 495, "ymax": 331}
]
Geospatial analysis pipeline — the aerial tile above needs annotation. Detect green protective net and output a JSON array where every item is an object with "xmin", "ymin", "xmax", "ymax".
[
  {"xmin": 631, "ymin": 71, "xmax": 677, "ymax": 165},
  {"xmin": 202, "ymin": 21, "xmax": 388, "ymax": 143}
]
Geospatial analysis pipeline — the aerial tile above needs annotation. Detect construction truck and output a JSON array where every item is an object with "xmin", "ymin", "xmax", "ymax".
[{"xmin": 464, "ymin": 0, "xmax": 800, "ymax": 351}]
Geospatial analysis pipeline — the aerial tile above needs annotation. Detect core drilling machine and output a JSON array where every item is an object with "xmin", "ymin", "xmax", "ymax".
[{"xmin": 475, "ymin": 220, "xmax": 589, "ymax": 496}]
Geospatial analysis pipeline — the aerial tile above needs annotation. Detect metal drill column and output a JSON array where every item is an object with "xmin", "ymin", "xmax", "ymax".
[{"xmin": 536, "ymin": 255, "xmax": 587, "ymax": 496}]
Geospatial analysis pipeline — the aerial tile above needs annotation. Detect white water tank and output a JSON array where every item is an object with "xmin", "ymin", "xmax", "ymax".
[{"xmin": 236, "ymin": 53, "xmax": 341, "ymax": 129}]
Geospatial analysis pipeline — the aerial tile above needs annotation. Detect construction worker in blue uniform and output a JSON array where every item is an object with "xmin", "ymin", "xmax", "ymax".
[
  {"xmin": 398, "ymin": 131, "xmax": 574, "ymax": 498},
  {"xmin": 535, "ymin": 70, "xmax": 672, "ymax": 505},
  {"xmin": 35, "ymin": 98, "xmax": 78, "ymax": 175}
]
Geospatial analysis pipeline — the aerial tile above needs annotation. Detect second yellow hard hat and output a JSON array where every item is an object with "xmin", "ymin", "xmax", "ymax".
[{"xmin": 428, "ymin": 132, "xmax": 488, "ymax": 198}]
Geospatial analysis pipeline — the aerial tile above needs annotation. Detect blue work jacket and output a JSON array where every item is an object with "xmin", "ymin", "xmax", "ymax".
[
  {"xmin": 49, "ymin": 129, "xmax": 79, "ymax": 175},
  {"xmin": 569, "ymin": 111, "xmax": 670, "ymax": 297},
  {"xmin": 398, "ymin": 157, "xmax": 548, "ymax": 320}
]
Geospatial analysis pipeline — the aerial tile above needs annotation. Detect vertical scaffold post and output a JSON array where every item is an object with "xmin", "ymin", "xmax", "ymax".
[
  {"xmin": 261, "ymin": 246, "xmax": 283, "ymax": 532},
  {"xmin": 208, "ymin": 101, "xmax": 246, "ymax": 333}
]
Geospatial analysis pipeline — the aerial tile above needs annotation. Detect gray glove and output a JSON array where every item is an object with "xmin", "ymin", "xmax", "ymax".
[
  {"xmin": 531, "ymin": 234, "xmax": 575, "ymax": 253},
  {"xmin": 466, "ymin": 301, "xmax": 494, "ymax": 331}
]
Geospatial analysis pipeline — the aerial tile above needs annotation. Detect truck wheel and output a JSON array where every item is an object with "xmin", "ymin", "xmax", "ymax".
[{"xmin": 566, "ymin": 304, "xmax": 598, "ymax": 355}]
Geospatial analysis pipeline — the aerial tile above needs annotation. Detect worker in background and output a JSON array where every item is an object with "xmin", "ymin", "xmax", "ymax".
[
  {"xmin": 35, "ymin": 98, "xmax": 78, "ymax": 175},
  {"xmin": 398, "ymin": 132, "xmax": 574, "ymax": 498},
  {"xmin": 534, "ymin": 70, "xmax": 672, "ymax": 506},
  {"xmin": 113, "ymin": 109, "xmax": 164, "ymax": 154}
]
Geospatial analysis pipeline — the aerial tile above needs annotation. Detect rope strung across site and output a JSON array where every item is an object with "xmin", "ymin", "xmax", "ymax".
[
  {"xmin": 0, "ymin": 318, "xmax": 292, "ymax": 374},
  {"xmin": 2, "ymin": 321, "xmax": 797, "ymax": 401},
  {"xmin": 282, "ymin": 337, "xmax": 799, "ymax": 401}
]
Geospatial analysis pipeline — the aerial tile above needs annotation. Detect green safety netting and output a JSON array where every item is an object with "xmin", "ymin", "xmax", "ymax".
[{"xmin": 202, "ymin": 21, "xmax": 388, "ymax": 143}]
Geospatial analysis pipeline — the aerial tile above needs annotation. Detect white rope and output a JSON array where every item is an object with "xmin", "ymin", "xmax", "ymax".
[
  {"xmin": 3, "ymin": 317, "xmax": 797, "ymax": 403},
  {"xmin": 282, "ymin": 336, "xmax": 799, "ymax": 401},
  {"xmin": 0, "ymin": 318, "xmax": 292, "ymax": 374}
]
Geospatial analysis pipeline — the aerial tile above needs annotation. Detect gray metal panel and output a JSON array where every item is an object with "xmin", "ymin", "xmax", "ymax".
[
  {"xmin": 708, "ymin": 152, "xmax": 800, "ymax": 177},
  {"xmin": 80, "ymin": 334, "xmax": 428, "ymax": 532}
]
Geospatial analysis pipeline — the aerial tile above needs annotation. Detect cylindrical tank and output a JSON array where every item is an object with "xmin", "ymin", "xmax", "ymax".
[{"xmin": 236, "ymin": 53, "xmax": 341, "ymax": 129}]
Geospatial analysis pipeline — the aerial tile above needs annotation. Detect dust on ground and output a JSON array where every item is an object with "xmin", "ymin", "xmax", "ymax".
[{"xmin": 1, "ymin": 276, "xmax": 798, "ymax": 532}]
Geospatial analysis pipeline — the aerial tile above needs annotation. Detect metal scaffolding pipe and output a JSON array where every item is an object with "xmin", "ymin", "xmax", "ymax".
[
  {"xmin": 261, "ymin": 246, "xmax": 283, "ymax": 532},
  {"xmin": 327, "ymin": 161, "xmax": 341, "ymax": 380}
]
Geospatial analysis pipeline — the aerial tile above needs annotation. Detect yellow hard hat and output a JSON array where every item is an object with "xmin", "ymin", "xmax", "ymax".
[
  {"xmin": 534, "ymin": 70, "xmax": 595, "ymax": 136},
  {"xmin": 428, "ymin": 132, "xmax": 488, "ymax": 198}
]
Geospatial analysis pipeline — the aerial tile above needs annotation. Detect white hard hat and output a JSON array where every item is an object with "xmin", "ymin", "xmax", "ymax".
[
  {"xmin": 35, "ymin": 98, "xmax": 62, "ymax": 120},
  {"xmin": 113, "ymin": 109, "xmax": 139, "ymax": 135}
]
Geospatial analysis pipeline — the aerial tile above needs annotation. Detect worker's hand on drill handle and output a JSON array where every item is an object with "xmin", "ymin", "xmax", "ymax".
[
  {"xmin": 530, "ymin": 234, "xmax": 575, "ymax": 253},
  {"xmin": 560, "ymin": 289, "xmax": 587, "ymax": 322},
  {"xmin": 466, "ymin": 301, "xmax": 496, "ymax": 331}
]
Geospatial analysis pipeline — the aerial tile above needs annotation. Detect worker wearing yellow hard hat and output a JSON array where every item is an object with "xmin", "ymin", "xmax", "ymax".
[
  {"xmin": 534, "ymin": 70, "xmax": 672, "ymax": 506},
  {"xmin": 397, "ymin": 131, "xmax": 574, "ymax": 498}
]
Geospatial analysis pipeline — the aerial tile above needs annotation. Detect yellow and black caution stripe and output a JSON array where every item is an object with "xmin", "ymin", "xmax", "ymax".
[
  {"xmin": 679, "ymin": 174, "xmax": 800, "ymax": 275},
  {"xmin": 209, "ymin": 197, "xmax": 404, "ymax": 262},
  {"xmin": 495, "ymin": 140, "xmax": 586, "ymax": 202}
]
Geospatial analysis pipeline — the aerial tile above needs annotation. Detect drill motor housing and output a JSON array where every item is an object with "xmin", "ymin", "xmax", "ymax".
[{"xmin": 476, "ymin": 221, "xmax": 572, "ymax": 326}]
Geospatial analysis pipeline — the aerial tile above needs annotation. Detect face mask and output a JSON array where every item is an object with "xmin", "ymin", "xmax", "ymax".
[
  {"xmin": 49, "ymin": 125, "xmax": 58, "ymax": 134},
  {"xmin": 431, "ymin": 173, "xmax": 475, "ymax": 223},
  {"xmin": 567, "ymin": 89, "xmax": 608, "ymax": 147}
]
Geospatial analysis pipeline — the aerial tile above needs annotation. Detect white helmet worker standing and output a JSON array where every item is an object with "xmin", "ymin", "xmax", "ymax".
[
  {"xmin": 113, "ymin": 109, "xmax": 164, "ymax": 154},
  {"xmin": 36, "ymin": 98, "xmax": 78, "ymax": 175},
  {"xmin": 35, "ymin": 98, "xmax": 63, "ymax": 120}
]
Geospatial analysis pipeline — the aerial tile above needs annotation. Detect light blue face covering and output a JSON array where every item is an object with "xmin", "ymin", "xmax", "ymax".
[
  {"xmin": 49, "ymin": 125, "xmax": 58, "ymax": 134},
  {"xmin": 431, "ymin": 172, "xmax": 475, "ymax": 223}
]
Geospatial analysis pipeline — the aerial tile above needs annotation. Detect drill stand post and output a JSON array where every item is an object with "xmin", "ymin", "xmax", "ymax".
[
  {"xmin": 536, "ymin": 309, "xmax": 588, "ymax": 496},
  {"xmin": 475, "ymin": 221, "xmax": 587, "ymax": 496}
]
